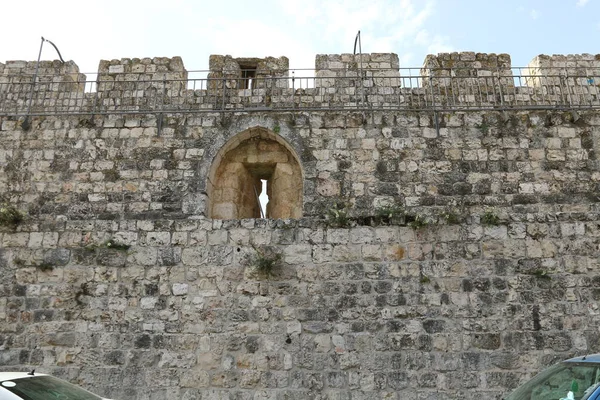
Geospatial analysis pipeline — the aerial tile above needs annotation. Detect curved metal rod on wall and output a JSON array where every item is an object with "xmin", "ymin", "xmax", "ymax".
[
  {"xmin": 22, "ymin": 37, "xmax": 65, "ymax": 130},
  {"xmin": 353, "ymin": 31, "xmax": 365, "ymax": 112}
]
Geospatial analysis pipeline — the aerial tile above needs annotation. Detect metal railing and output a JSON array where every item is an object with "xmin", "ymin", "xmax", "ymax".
[{"xmin": 1, "ymin": 67, "xmax": 599, "ymax": 116}]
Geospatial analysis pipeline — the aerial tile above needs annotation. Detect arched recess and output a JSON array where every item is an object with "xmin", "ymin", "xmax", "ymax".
[{"xmin": 207, "ymin": 127, "xmax": 304, "ymax": 219}]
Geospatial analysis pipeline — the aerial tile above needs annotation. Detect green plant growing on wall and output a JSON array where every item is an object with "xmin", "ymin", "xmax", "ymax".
[
  {"xmin": 481, "ymin": 209, "xmax": 500, "ymax": 226},
  {"xmin": 35, "ymin": 262, "xmax": 55, "ymax": 272},
  {"xmin": 76, "ymin": 117, "xmax": 96, "ymax": 129},
  {"xmin": 13, "ymin": 258, "xmax": 25, "ymax": 267},
  {"xmin": 326, "ymin": 201, "xmax": 351, "ymax": 228},
  {"xmin": 440, "ymin": 209, "xmax": 460, "ymax": 225},
  {"xmin": 86, "ymin": 238, "xmax": 131, "ymax": 252},
  {"xmin": 104, "ymin": 169, "xmax": 120, "ymax": 182},
  {"xmin": 476, "ymin": 121, "xmax": 490, "ymax": 134},
  {"xmin": 273, "ymin": 124, "xmax": 281, "ymax": 134},
  {"xmin": 0, "ymin": 203, "xmax": 24, "ymax": 227},
  {"xmin": 408, "ymin": 214, "xmax": 429, "ymax": 230},
  {"xmin": 249, "ymin": 245, "xmax": 282, "ymax": 277},
  {"xmin": 103, "ymin": 239, "xmax": 130, "ymax": 251},
  {"xmin": 374, "ymin": 202, "xmax": 405, "ymax": 225},
  {"xmin": 531, "ymin": 269, "xmax": 551, "ymax": 280}
]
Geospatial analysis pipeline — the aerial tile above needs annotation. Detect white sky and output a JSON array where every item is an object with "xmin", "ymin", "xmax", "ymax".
[{"xmin": 1, "ymin": 0, "xmax": 598, "ymax": 74}]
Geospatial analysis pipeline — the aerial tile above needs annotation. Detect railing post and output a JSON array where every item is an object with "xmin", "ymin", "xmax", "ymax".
[
  {"xmin": 496, "ymin": 68, "xmax": 505, "ymax": 108},
  {"xmin": 564, "ymin": 67, "xmax": 574, "ymax": 108},
  {"xmin": 157, "ymin": 74, "xmax": 166, "ymax": 137},
  {"xmin": 428, "ymin": 68, "xmax": 435, "ymax": 110},
  {"xmin": 292, "ymin": 71, "xmax": 295, "ymax": 110},
  {"xmin": 559, "ymin": 74, "xmax": 567, "ymax": 107},
  {"xmin": 22, "ymin": 37, "xmax": 45, "ymax": 130},
  {"xmin": 92, "ymin": 77, "xmax": 99, "ymax": 114},
  {"xmin": 222, "ymin": 77, "xmax": 226, "ymax": 111},
  {"xmin": 162, "ymin": 75, "xmax": 167, "ymax": 111}
]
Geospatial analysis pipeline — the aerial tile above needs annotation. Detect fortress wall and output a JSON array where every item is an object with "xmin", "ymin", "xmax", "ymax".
[
  {"xmin": 1, "ymin": 51, "xmax": 600, "ymax": 400},
  {"xmin": 0, "ymin": 107, "xmax": 600, "ymax": 399}
]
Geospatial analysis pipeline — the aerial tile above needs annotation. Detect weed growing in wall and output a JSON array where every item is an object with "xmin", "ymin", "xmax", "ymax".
[
  {"xmin": 374, "ymin": 202, "xmax": 405, "ymax": 225},
  {"xmin": 476, "ymin": 121, "xmax": 490, "ymax": 134},
  {"xmin": 481, "ymin": 209, "xmax": 500, "ymax": 226},
  {"xmin": 530, "ymin": 269, "xmax": 551, "ymax": 280},
  {"xmin": 85, "ymin": 238, "xmax": 131, "ymax": 252},
  {"xmin": 440, "ymin": 209, "xmax": 460, "ymax": 225},
  {"xmin": 35, "ymin": 262, "xmax": 55, "ymax": 272},
  {"xmin": 13, "ymin": 258, "xmax": 25, "ymax": 267},
  {"xmin": 0, "ymin": 203, "xmax": 24, "ymax": 227},
  {"xmin": 326, "ymin": 201, "xmax": 351, "ymax": 228},
  {"xmin": 249, "ymin": 245, "xmax": 282, "ymax": 277},
  {"xmin": 103, "ymin": 169, "xmax": 120, "ymax": 182},
  {"xmin": 407, "ymin": 214, "xmax": 429, "ymax": 230},
  {"xmin": 103, "ymin": 239, "xmax": 130, "ymax": 251}
]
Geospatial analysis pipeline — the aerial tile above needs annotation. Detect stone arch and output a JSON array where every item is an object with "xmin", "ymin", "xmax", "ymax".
[{"xmin": 207, "ymin": 127, "xmax": 304, "ymax": 219}]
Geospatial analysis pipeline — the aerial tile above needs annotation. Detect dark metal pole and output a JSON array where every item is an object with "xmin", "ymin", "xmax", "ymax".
[
  {"xmin": 22, "ymin": 37, "xmax": 65, "ymax": 130},
  {"xmin": 354, "ymin": 31, "xmax": 364, "ymax": 108}
]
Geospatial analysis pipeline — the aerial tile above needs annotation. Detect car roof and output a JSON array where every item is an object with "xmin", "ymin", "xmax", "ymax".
[
  {"xmin": 565, "ymin": 354, "xmax": 600, "ymax": 363},
  {"xmin": 0, "ymin": 372, "xmax": 48, "ymax": 381}
]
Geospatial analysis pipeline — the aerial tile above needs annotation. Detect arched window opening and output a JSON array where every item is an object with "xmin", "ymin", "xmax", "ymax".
[{"xmin": 207, "ymin": 128, "xmax": 303, "ymax": 220}]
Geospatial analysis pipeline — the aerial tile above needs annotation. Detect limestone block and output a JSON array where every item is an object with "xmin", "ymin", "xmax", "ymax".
[
  {"xmin": 172, "ymin": 283, "xmax": 189, "ymax": 296},
  {"xmin": 283, "ymin": 245, "xmax": 311, "ymax": 264},
  {"xmin": 127, "ymin": 247, "xmax": 157, "ymax": 266}
]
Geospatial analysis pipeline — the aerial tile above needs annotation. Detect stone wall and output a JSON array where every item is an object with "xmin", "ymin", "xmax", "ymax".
[
  {"xmin": 97, "ymin": 57, "xmax": 188, "ymax": 109},
  {"xmin": 3, "ymin": 52, "xmax": 600, "ymax": 115},
  {"xmin": 208, "ymin": 55, "xmax": 289, "ymax": 91},
  {"xmin": 1, "ymin": 51, "xmax": 600, "ymax": 400},
  {"xmin": 421, "ymin": 52, "xmax": 514, "ymax": 90},
  {"xmin": 0, "ymin": 60, "xmax": 86, "ymax": 115},
  {"xmin": 1, "ymin": 107, "xmax": 600, "ymax": 399}
]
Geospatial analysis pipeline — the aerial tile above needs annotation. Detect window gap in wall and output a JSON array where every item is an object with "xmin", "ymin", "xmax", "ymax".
[
  {"xmin": 259, "ymin": 179, "xmax": 269, "ymax": 218},
  {"xmin": 240, "ymin": 65, "xmax": 257, "ymax": 90}
]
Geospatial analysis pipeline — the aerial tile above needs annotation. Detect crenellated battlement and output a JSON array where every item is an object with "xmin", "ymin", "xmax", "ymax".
[
  {"xmin": 1, "ymin": 51, "xmax": 600, "ymax": 116},
  {"xmin": 421, "ymin": 52, "xmax": 514, "ymax": 88}
]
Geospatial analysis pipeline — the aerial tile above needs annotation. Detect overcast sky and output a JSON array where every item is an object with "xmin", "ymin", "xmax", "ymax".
[{"xmin": 1, "ymin": 0, "xmax": 598, "ymax": 74}]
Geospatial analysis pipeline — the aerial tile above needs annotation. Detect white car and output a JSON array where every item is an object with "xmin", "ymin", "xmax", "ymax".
[
  {"xmin": 504, "ymin": 354, "xmax": 600, "ymax": 400},
  {"xmin": 0, "ymin": 372, "xmax": 113, "ymax": 400}
]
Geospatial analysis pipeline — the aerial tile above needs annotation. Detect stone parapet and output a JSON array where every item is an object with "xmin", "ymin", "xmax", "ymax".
[
  {"xmin": 208, "ymin": 55, "xmax": 289, "ymax": 91},
  {"xmin": 526, "ymin": 54, "xmax": 600, "ymax": 94},
  {"xmin": 96, "ymin": 57, "xmax": 188, "ymax": 111},
  {"xmin": 315, "ymin": 53, "xmax": 401, "ymax": 89},
  {"xmin": 527, "ymin": 53, "xmax": 600, "ymax": 77},
  {"xmin": 1, "ymin": 52, "xmax": 600, "ymax": 115},
  {"xmin": 421, "ymin": 52, "xmax": 513, "ymax": 86},
  {"xmin": 0, "ymin": 60, "xmax": 86, "ymax": 115}
]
